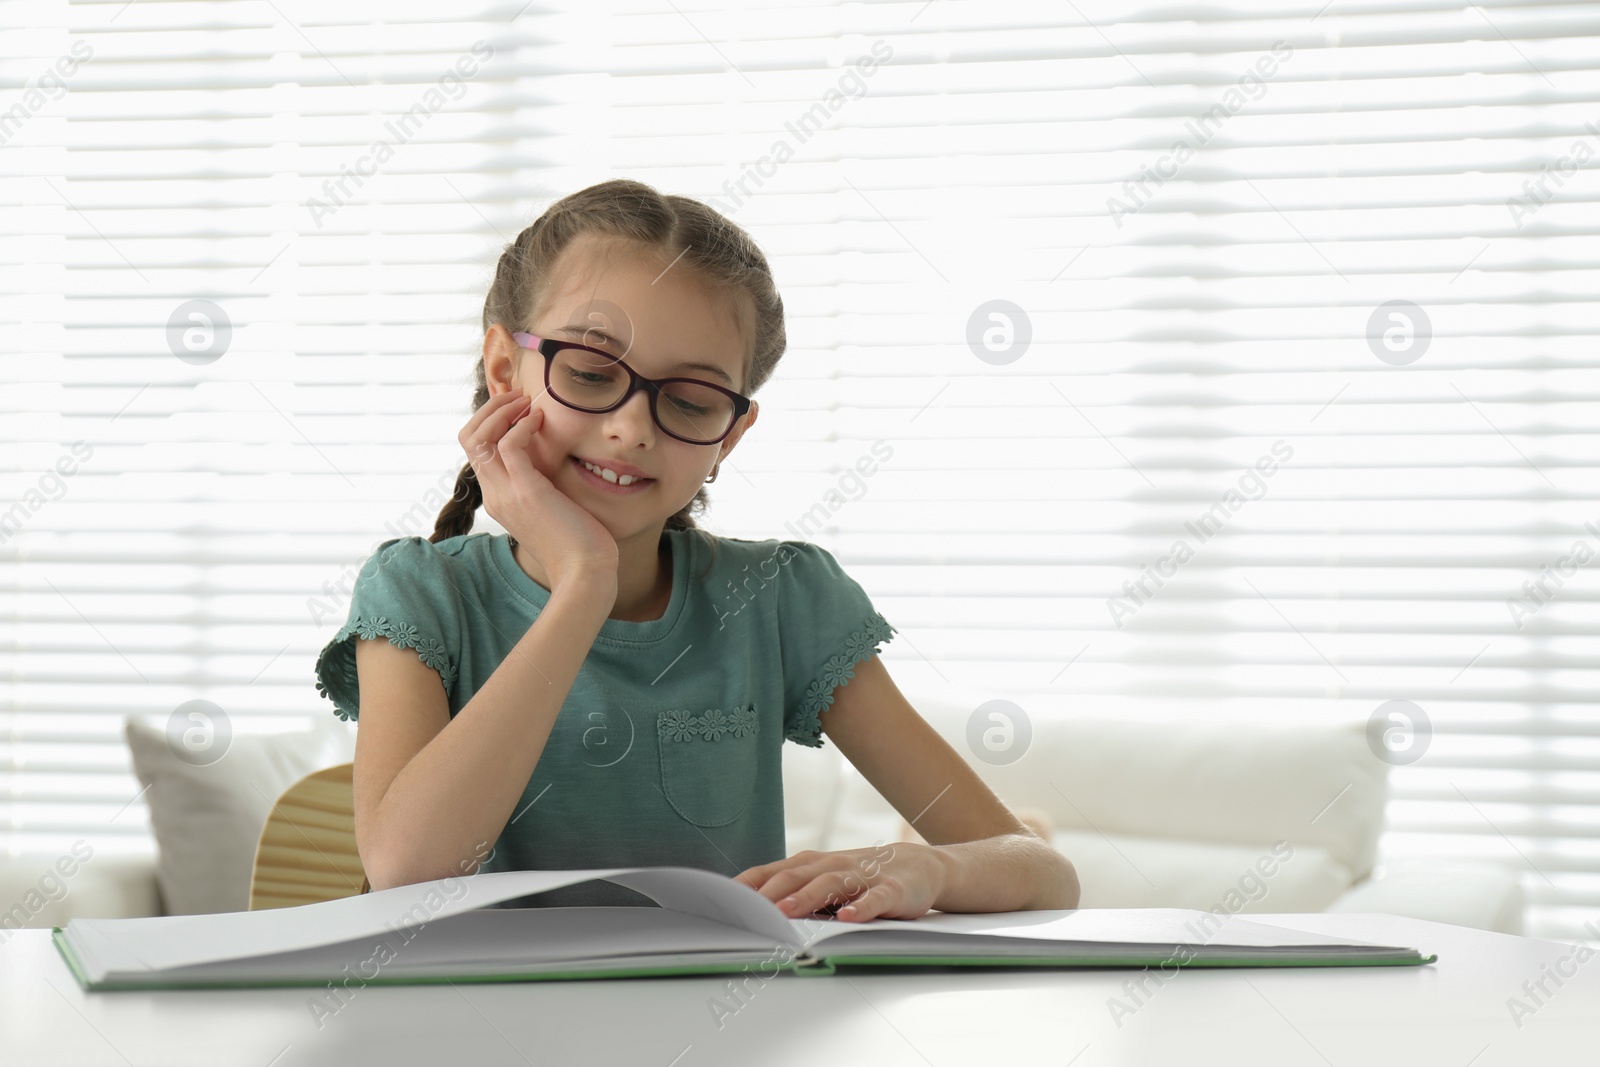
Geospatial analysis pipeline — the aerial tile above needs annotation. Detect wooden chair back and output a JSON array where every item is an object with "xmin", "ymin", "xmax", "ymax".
[{"xmin": 249, "ymin": 762, "xmax": 370, "ymax": 910}]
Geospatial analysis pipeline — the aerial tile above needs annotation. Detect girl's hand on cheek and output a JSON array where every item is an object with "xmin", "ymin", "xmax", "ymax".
[{"xmin": 459, "ymin": 392, "xmax": 620, "ymax": 592}]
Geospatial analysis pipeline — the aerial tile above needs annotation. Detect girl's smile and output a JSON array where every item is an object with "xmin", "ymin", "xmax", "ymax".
[{"xmin": 569, "ymin": 454, "xmax": 656, "ymax": 494}]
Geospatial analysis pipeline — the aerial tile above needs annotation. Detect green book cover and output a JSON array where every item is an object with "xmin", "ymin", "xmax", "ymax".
[{"xmin": 52, "ymin": 866, "xmax": 1438, "ymax": 992}]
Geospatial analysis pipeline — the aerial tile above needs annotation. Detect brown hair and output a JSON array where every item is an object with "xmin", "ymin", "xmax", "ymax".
[{"xmin": 428, "ymin": 179, "xmax": 787, "ymax": 569}]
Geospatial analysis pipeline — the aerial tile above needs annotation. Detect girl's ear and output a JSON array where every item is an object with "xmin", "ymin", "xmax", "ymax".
[
  {"xmin": 718, "ymin": 400, "xmax": 759, "ymax": 459},
  {"xmin": 483, "ymin": 324, "xmax": 522, "ymax": 398}
]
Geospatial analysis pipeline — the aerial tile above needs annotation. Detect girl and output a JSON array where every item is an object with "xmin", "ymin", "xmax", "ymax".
[{"xmin": 313, "ymin": 178, "xmax": 1079, "ymax": 921}]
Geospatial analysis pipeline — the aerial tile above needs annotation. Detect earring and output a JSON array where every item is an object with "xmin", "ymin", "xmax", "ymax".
[{"xmin": 705, "ymin": 464, "xmax": 720, "ymax": 484}]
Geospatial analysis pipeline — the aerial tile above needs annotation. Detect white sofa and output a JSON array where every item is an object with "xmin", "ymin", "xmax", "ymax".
[
  {"xmin": 781, "ymin": 694, "xmax": 1525, "ymax": 935},
  {"xmin": 1, "ymin": 694, "xmax": 1525, "ymax": 936}
]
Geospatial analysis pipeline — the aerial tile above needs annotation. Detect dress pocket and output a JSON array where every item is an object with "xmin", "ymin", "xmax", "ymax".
[{"xmin": 657, "ymin": 706, "xmax": 760, "ymax": 828}]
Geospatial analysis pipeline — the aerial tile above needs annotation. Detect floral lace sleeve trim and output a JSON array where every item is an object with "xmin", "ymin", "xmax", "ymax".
[
  {"xmin": 314, "ymin": 613, "xmax": 458, "ymax": 723},
  {"xmin": 786, "ymin": 611, "xmax": 897, "ymax": 749}
]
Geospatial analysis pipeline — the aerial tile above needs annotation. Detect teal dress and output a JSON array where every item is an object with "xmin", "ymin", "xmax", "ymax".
[{"xmin": 313, "ymin": 528, "xmax": 896, "ymax": 907}]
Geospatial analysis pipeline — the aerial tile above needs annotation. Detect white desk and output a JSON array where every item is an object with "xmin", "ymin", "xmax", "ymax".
[{"xmin": 3, "ymin": 913, "xmax": 1596, "ymax": 1065}]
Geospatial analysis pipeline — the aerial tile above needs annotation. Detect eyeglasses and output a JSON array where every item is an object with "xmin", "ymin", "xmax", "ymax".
[{"xmin": 511, "ymin": 331, "xmax": 751, "ymax": 446}]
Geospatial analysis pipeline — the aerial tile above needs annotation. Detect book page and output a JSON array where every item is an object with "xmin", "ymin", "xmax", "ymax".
[
  {"xmin": 63, "ymin": 866, "xmax": 793, "ymax": 975},
  {"xmin": 146, "ymin": 907, "xmax": 786, "ymax": 984},
  {"xmin": 792, "ymin": 908, "xmax": 1425, "ymax": 959}
]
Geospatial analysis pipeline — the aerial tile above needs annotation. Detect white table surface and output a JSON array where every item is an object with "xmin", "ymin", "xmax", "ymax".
[{"xmin": 4, "ymin": 912, "xmax": 1597, "ymax": 1066}]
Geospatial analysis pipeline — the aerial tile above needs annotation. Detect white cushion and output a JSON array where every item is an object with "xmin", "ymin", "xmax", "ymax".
[
  {"xmin": 0, "ymin": 850, "xmax": 162, "ymax": 931},
  {"xmin": 897, "ymin": 698, "xmax": 1388, "ymax": 881},
  {"xmin": 1327, "ymin": 859, "xmax": 1526, "ymax": 935},
  {"xmin": 780, "ymin": 740, "xmax": 844, "ymax": 853},
  {"xmin": 815, "ymin": 765, "xmax": 1353, "ymax": 914},
  {"xmin": 123, "ymin": 713, "xmax": 356, "ymax": 915},
  {"xmin": 786, "ymin": 692, "xmax": 1393, "ymax": 917},
  {"xmin": 1053, "ymin": 830, "xmax": 1354, "ymax": 913}
]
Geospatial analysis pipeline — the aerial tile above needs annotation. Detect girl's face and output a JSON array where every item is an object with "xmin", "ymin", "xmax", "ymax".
[{"xmin": 483, "ymin": 234, "xmax": 758, "ymax": 540}]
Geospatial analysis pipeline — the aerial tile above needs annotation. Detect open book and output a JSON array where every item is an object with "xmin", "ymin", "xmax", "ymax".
[{"xmin": 54, "ymin": 866, "xmax": 1438, "ymax": 991}]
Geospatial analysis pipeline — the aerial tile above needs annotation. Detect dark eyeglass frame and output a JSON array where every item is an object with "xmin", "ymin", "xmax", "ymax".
[{"xmin": 511, "ymin": 331, "xmax": 750, "ymax": 446}]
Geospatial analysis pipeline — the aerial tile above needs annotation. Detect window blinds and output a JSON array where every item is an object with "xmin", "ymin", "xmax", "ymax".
[{"xmin": 4, "ymin": 1, "xmax": 1595, "ymax": 944}]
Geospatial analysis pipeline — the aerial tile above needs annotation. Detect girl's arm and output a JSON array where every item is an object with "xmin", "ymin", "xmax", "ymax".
[
  {"xmin": 825, "ymin": 657, "xmax": 1078, "ymax": 910},
  {"xmin": 739, "ymin": 653, "xmax": 1081, "ymax": 919},
  {"xmin": 353, "ymin": 569, "xmax": 618, "ymax": 890}
]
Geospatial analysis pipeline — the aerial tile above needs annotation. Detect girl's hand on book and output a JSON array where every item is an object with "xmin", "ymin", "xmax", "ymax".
[
  {"xmin": 733, "ymin": 843, "xmax": 946, "ymax": 923},
  {"xmin": 460, "ymin": 390, "xmax": 620, "ymax": 591}
]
